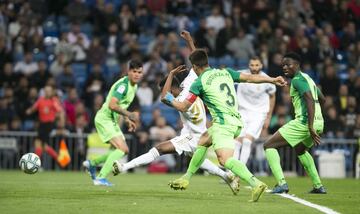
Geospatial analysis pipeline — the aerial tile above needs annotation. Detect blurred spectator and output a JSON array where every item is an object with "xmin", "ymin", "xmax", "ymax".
[
  {"xmin": 320, "ymin": 64, "xmax": 341, "ymax": 96},
  {"xmin": 136, "ymin": 81, "xmax": 153, "ymax": 106},
  {"xmin": 14, "ymin": 52, "xmax": 38, "ymax": 76},
  {"xmin": 57, "ymin": 64, "xmax": 76, "ymax": 92},
  {"xmin": 341, "ymin": 96, "xmax": 359, "ymax": 137},
  {"xmin": 0, "ymin": 63, "xmax": 18, "ymax": 88},
  {"xmin": 149, "ymin": 116, "xmax": 176, "ymax": 169},
  {"xmin": 65, "ymin": 0, "xmax": 89, "ymax": 23},
  {"xmin": 67, "ymin": 23, "xmax": 90, "ymax": 49},
  {"xmin": 118, "ymin": 4, "xmax": 139, "ymax": 35},
  {"xmin": 29, "ymin": 61, "xmax": 52, "ymax": 90},
  {"xmin": 216, "ymin": 17, "xmax": 236, "ymax": 57},
  {"xmin": 0, "ymin": 96, "xmax": 16, "ymax": 128},
  {"xmin": 9, "ymin": 116, "xmax": 22, "ymax": 131},
  {"xmin": 226, "ymin": 29, "xmax": 255, "ymax": 61},
  {"xmin": 50, "ymin": 53, "xmax": 66, "ymax": 77},
  {"xmin": 102, "ymin": 23, "xmax": 122, "ymax": 60},
  {"xmin": 87, "ymin": 37, "xmax": 106, "ymax": 64},
  {"xmin": 83, "ymin": 64, "xmax": 106, "ymax": 106},
  {"xmin": 0, "ymin": 35, "xmax": 13, "ymax": 70},
  {"xmin": 334, "ymin": 85, "xmax": 349, "ymax": 114},
  {"xmin": 64, "ymin": 87, "xmax": 81, "ymax": 127},
  {"xmin": 206, "ymin": 6, "xmax": 225, "ymax": 33},
  {"xmin": 55, "ymin": 32, "xmax": 73, "ymax": 63},
  {"xmin": 324, "ymin": 106, "xmax": 342, "ymax": 138},
  {"xmin": 143, "ymin": 51, "xmax": 167, "ymax": 82}
]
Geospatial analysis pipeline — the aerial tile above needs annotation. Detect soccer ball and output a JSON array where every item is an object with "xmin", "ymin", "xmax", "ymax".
[{"xmin": 19, "ymin": 153, "xmax": 41, "ymax": 174}]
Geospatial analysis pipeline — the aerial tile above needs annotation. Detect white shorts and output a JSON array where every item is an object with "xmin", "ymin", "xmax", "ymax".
[
  {"xmin": 170, "ymin": 134, "xmax": 200, "ymax": 155},
  {"xmin": 239, "ymin": 111, "xmax": 267, "ymax": 139}
]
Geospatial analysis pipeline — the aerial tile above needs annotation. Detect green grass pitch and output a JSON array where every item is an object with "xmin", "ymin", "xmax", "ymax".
[{"xmin": 0, "ymin": 170, "xmax": 359, "ymax": 214}]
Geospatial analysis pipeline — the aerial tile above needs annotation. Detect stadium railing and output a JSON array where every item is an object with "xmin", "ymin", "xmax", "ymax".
[
  {"xmin": 0, "ymin": 131, "xmax": 189, "ymax": 173},
  {"xmin": 0, "ymin": 131, "xmax": 358, "ymax": 177},
  {"xmin": 249, "ymin": 138, "xmax": 359, "ymax": 178}
]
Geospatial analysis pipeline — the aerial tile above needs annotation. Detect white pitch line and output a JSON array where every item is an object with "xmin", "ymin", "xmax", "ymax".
[
  {"xmin": 244, "ymin": 186, "xmax": 340, "ymax": 214},
  {"xmin": 277, "ymin": 193, "xmax": 340, "ymax": 214}
]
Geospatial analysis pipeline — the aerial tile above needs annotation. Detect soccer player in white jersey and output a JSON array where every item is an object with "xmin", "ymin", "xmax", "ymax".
[
  {"xmin": 234, "ymin": 56, "xmax": 276, "ymax": 165},
  {"xmin": 112, "ymin": 31, "xmax": 239, "ymax": 194}
]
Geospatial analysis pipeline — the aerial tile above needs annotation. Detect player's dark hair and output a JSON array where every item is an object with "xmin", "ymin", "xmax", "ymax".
[
  {"xmin": 284, "ymin": 52, "xmax": 302, "ymax": 64},
  {"xmin": 159, "ymin": 75, "xmax": 181, "ymax": 89},
  {"xmin": 189, "ymin": 49, "xmax": 209, "ymax": 67},
  {"xmin": 128, "ymin": 59, "xmax": 143, "ymax": 69},
  {"xmin": 250, "ymin": 56, "xmax": 262, "ymax": 62}
]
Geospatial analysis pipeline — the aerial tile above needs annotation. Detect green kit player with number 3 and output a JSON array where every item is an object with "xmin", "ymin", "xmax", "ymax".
[{"xmin": 162, "ymin": 49, "xmax": 287, "ymax": 202}]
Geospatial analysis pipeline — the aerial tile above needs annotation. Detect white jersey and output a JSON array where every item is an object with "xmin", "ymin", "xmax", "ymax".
[
  {"xmin": 236, "ymin": 69, "xmax": 276, "ymax": 114},
  {"xmin": 175, "ymin": 69, "xmax": 207, "ymax": 136}
]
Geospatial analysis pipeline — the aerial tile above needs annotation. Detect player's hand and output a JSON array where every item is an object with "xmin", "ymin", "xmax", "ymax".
[
  {"xmin": 128, "ymin": 112, "xmax": 139, "ymax": 122},
  {"xmin": 125, "ymin": 119, "xmax": 137, "ymax": 132},
  {"xmin": 180, "ymin": 30, "xmax": 192, "ymax": 41},
  {"xmin": 273, "ymin": 76, "xmax": 287, "ymax": 86},
  {"xmin": 25, "ymin": 109, "xmax": 32, "ymax": 115},
  {"xmin": 170, "ymin": 65, "xmax": 187, "ymax": 75},
  {"xmin": 309, "ymin": 127, "xmax": 321, "ymax": 146}
]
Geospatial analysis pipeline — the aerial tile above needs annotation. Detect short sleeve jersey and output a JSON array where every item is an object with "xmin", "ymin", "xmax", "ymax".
[
  {"xmin": 190, "ymin": 67, "xmax": 242, "ymax": 126},
  {"xmin": 236, "ymin": 69, "xmax": 276, "ymax": 114},
  {"xmin": 290, "ymin": 71, "xmax": 323, "ymax": 124},
  {"xmin": 97, "ymin": 76, "xmax": 137, "ymax": 120}
]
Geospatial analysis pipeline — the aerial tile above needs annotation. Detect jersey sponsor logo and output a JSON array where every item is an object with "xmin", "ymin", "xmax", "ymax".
[
  {"xmin": 205, "ymin": 71, "xmax": 230, "ymax": 85},
  {"xmin": 117, "ymin": 85, "xmax": 126, "ymax": 94}
]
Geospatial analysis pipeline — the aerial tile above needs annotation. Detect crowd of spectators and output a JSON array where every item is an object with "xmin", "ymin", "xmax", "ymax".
[{"xmin": 0, "ymin": 0, "xmax": 360, "ymax": 146}]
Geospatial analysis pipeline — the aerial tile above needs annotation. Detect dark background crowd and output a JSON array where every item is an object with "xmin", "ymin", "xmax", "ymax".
[{"xmin": 0, "ymin": 0, "xmax": 360, "ymax": 147}]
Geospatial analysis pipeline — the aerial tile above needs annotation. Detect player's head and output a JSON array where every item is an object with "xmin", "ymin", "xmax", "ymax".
[
  {"xmin": 128, "ymin": 59, "xmax": 143, "ymax": 84},
  {"xmin": 44, "ymin": 85, "xmax": 54, "ymax": 98},
  {"xmin": 282, "ymin": 52, "xmax": 301, "ymax": 78},
  {"xmin": 159, "ymin": 75, "xmax": 182, "ymax": 97},
  {"xmin": 189, "ymin": 49, "xmax": 209, "ymax": 75},
  {"xmin": 248, "ymin": 56, "xmax": 263, "ymax": 74}
]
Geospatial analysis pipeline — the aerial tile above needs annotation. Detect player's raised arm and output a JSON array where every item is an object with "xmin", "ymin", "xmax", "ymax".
[
  {"xmin": 180, "ymin": 30, "xmax": 196, "ymax": 52},
  {"xmin": 160, "ymin": 65, "xmax": 187, "ymax": 100},
  {"xmin": 240, "ymin": 73, "xmax": 287, "ymax": 86}
]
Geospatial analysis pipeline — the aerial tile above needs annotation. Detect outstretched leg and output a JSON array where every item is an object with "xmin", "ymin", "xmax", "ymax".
[{"xmin": 264, "ymin": 131, "xmax": 289, "ymax": 193}]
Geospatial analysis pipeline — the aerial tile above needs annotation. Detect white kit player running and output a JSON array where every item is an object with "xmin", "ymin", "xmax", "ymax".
[
  {"xmin": 112, "ymin": 66, "xmax": 239, "ymax": 194},
  {"xmin": 234, "ymin": 56, "xmax": 276, "ymax": 165}
]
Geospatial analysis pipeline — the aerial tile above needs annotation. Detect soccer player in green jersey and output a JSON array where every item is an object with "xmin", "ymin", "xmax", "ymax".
[
  {"xmin": 264, "ymin": 52, "xmax": 327, "ymax": 194},
  {"xmin": 82, "ymin": 59, "xmax": 143, "ymax": 186},
  {"xmin": 162, "ymin": 49, "xmax": 286, "ymax": 202}
]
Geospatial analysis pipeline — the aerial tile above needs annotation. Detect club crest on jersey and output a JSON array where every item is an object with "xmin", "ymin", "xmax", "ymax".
[{"xmin": 117, "ymin": 85, "xmax": 126, "ymax": 94}]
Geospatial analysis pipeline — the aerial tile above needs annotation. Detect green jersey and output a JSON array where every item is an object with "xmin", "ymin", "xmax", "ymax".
[
  {"xmin": 190, "ymin": 67, "xmax": 242, "ymax": 126},
  {"xmin": 290, "ymin": 71, "xmax": 323, "ymax": 124},
  {"xmin": 97, "ymin": 76, "xmax": 137, "ymax": 121}
]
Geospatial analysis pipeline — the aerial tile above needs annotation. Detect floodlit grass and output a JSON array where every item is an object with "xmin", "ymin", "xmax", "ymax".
[{"xmin": 0, "ymin": 170, "xmax": 359, "ymax": 214}]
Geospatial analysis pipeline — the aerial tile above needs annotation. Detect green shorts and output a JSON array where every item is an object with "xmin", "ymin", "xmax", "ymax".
[
  {"xmin": 208, "ymin": 123, "xmax": 241, "ymax": 150},
  {"xmin": 94, "ymin": 112, "xmax": 124, "ymax": 143},
  {"xmin": 279, "ymin": 119, "xmax": 324, "ymax": 148}
]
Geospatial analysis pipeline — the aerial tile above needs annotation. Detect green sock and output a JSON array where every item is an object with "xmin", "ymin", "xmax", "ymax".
[
  {"xmin": 97, "ymin": 149, "xmax": 125, "ymax": 179},
  {"xmin": 91, "ymin": 150, "xmax": 113, "ymax": 166},
  {"xmin": 298, "ymin": 151, "xmax": 322, "ymax": 188},
  {"xmin": 224, "ymin": 157, "xmax": 261, "ymax": 188},
  {"xmin": 265, "ymin": 148, "xmax": 286, "ymax": 185},
  {"xmin": 183, "ymin": 146, "xmax": 208, "ymax": 180}
]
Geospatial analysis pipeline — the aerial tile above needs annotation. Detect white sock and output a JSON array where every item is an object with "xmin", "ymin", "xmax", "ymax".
[
  {"xmin": 239, "ymin": 138, "xmax": 252, "ymax": 164},
  {"xmin": 233, "ymin": 140, "xmax": 242, "ymax": 160},
  {"xmin": 200, "ymin": 159, "xmax": 227, "ymax": 180},
  {"xmin": 123, "ymin": 148, "xmax": 160, "ymax": 171}
]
